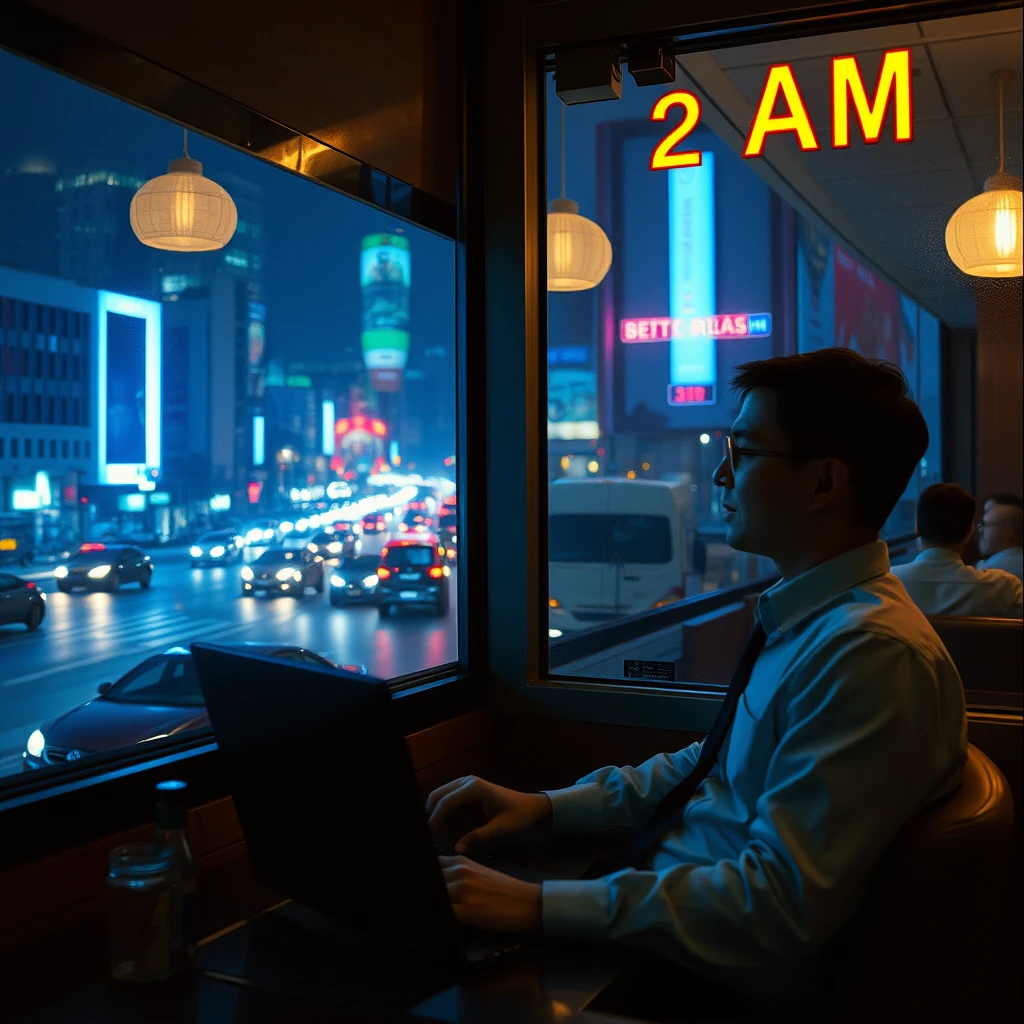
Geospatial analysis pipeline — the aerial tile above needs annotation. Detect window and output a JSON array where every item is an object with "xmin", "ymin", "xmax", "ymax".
[
  {"xmin": 542, "ymin": 10, "xmax": 1004, "ymax": 684},
  {"xmin": 0, "ymin": 437, "xmax": 4, "ymax": 458},
  {"xmin": 10, "ymin": 437, "xmax": 17, "ymax": 458},
  {"xmin": 0, "ymin": 41, "xmax": 458, "ymax": 789}
]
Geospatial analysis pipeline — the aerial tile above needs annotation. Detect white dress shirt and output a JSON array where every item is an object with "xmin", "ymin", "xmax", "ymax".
[
  {"xmin": 977, "ymin": 546, "xmax": 1024, "ymax": 582},
  {"xmin": 891, "ymin": 547, "xmax": 1023, "ymax": 618},
  {"xmin": 541, "ymin": 540, "xmax": 967, "ymax": 995}
]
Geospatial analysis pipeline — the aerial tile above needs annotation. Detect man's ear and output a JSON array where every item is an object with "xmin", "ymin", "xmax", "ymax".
[{"xmin": 808, "ymin": 458, "xmax": 850, "ymax": 510}]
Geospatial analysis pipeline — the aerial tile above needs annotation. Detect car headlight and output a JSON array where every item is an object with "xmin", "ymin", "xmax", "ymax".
[
  {"xmin": 330, "ymin": 574, "xmax": 345, "ymax": 587},
  {"xmin": 293, "ymin": 569, "xmax": 303, "ymax": 582},
  {"xmin": 88, "ymin": 565, "xmax": 111, "ymax": 578},
  {"xmin": 240, "ymin": 566, "xmax": 255, "ymax": 581},
  {"xmin": 190, "ymin": 546, "xmax": 203, "ymax": 558},
  {"xmin": 27, "ymin": 729, "xmax": 44, "ymax": 758},
  {"xmin": 276, "ymin": 567, "xmax": 296, "ymax": 581},
  {"xmin": 210, "ymin": 545, "xmax": 226, "ymax": 557},
  {"xmin": 362, "ymin": 575, "xmax": 379, "ymax": 587},
  {"xmin": 54, "ymin": 565, "xmax": 69, "ymax": 579},
  {"xmin": 328, "ymin": 541, "xmax": 342, "ymax": 554},
  {"xmin": 246, "ymin": 529, "xmax": 262, "ymax": 543},
  {"xmin": 263, "ymin": 529, "xmax": 274, "ymax": 540}
]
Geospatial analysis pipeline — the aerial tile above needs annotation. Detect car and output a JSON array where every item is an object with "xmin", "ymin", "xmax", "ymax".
[
  {"xmin": 361, "ymin": 512, "xmax": 390, "ymax": 534},
  {"xmin": 0, "ymin": 572, "xmax": 46, "ymax": 631},
  {"xmin": 22, "ymin": 645, "xmax": 366, "ymax": 770},
  {"xmin": 309, "ymin": 526, "xmax": 357, "ymax": 562},
  {"xmin": 241, "ymin": 519, "xmax": 280, "ymax": 546},
  {"xmin": 240, "ymin": 547, "xmax": 324, "ymax": 597},
  {"xmin": 394, "ymin": 508, "xmax": 436, "ymax": 535},
  {"xmin": 329, "ymin": 555, "xmax": 383, "ymax": 606},
  {"xmin": 375, "ymin": 535, "xmax": 451, "ymax": 618},
  {"xmin": 190, "ymin": 530, "xmax": 244, "ymax": 567},
  {"xmin": 54, "ymin": 545, "xmax": 153, "ymax": 592}
]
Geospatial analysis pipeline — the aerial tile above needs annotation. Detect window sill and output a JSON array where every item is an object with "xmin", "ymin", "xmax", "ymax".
[{"xmin": 0, "ymin": 671, "xmax": 481, "ymax": 873}]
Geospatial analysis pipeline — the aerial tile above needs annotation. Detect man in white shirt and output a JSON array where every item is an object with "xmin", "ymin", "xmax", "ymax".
[
  {"xmin": 426, "ymin": 350, "xmax": 967, "ymax": 1011},
  {"xmin": 976, "ymin": 494, "xmax": 1024, "ymax": 582},
  {"xmin": 891, "ymin": 484, "xmax": 1022, "ymax": 618}
]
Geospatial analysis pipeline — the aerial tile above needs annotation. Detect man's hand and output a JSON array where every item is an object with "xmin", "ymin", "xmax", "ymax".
[
  {"xmin": 426, "ymin": 777, "xmax": 552, "ymax": 853},
  {"xmin": 439, "ymin": 855, "xmax": 543, "ymax": 933}
]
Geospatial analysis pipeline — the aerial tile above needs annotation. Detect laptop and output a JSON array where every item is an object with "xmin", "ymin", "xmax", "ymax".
[{"xmin": 189, "ymin": 642, "xmax": 528, "ymax": 968}]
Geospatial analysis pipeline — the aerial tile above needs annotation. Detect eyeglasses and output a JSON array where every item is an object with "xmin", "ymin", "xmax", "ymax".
[{"xmin": 724, "ymin": 436, "xmax": 826, "ymax": 475}]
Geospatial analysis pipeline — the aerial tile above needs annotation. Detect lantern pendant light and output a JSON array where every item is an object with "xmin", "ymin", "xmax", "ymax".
[
  {"xmin": 945, "ymin": 70, "xmax": 1022, "ymax": 279},
  {"xmin": 130, "ymin": 129, "xmax": 238, "ymax": 252},
  {"xmin": 547, "ymin": 104, "xmax": 613, "ymax": 291}
]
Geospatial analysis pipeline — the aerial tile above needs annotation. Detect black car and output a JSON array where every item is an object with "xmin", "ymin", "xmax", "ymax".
[
  {"xmin": 0, "ymin": 572, "xmax": 46, "ymax": 631},
  {"xmin": 190, "ymin": 530, "xmax": 244, "ymax": 567},
  {"xmin": 240, "ymin": 547, "xmax": 324, "ymax": 597},
  {"xmin": 54, "ymin": 546, "xmax": 153, "ymax": 592},
  {"xmin": 329, "ymin": 555, "xmax": 383, "ymax": 606},
  {"xmin": 376, "ymin": 536, "xmax": 450, "ymax": 618},
  {"xmin": 308, "ymin": 526, "xmax": 356, "ymax": 562},
  {"xmin": 22, "ymin": 644, "xmax": 363, "ymax": 770}
]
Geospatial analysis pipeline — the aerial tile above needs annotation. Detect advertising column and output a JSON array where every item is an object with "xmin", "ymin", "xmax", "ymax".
[{"xmin": 360, "ymin": 233, "xmax": 410, "ymax": 393}]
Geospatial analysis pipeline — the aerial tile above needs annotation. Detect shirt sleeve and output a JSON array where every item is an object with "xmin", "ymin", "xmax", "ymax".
[
  {"xmin": 542, "ymin": 633, "xmax": 966, "ymax": 971},
  {"xmin": 543, "ymin": 740, "xmax": 704, "ymax": 837}
]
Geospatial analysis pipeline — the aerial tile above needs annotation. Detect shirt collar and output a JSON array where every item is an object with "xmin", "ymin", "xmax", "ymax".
[
  {"xmin": 914, "ymin": 547, "xmax": 963, "ymax": 564},
  {"xmin": 757, "ymin": 540, "xmax": 890, "ymax": 636}
]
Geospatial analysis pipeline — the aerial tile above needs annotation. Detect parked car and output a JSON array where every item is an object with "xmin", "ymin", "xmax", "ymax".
[
  {"xmin": 329, "ymin": 555, "xmax": 383, "ymax": 606},
  {"xmin": 240, "ymin": 547, "xmax": 324, "ymax": 597},
  {"xmin": 376, "ymin": 535, "xmax": 451, "ymax": 618},
  {"xmin": 22, "ymin": 645, "xmax": 366, "ymax": 769},
  {"xmin": 190, "ymin": 530, "xmax": 244, "ymax": 567},
  {"xmin": 0, "ymin": 572, "xmax": 46, "ymax": 631},
  {"xmin": 54, "ymin": 545, "xmax": 153, "ymax": 593}
]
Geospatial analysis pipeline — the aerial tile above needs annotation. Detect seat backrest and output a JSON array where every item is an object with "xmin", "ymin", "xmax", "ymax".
[
  {"xmin": 927, "ymin": 615, "xmax": 1023, "ymax": 699},
  {"xmin": 827, "ymin": 743, "xmax": 1014, "ymax": 1020}
]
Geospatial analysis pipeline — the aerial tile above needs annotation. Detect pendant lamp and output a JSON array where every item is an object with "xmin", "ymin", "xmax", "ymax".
[
  {"xmin": 548, "ymin": 105, "xmax": 612, "ymax": 291},
  {"xmin": 945, "ymin": 70, "xmax": 1022, "ymax": 278},
  {"xmin": 130, "ymin": 130, "xmax": 238, "ymax": 252}
]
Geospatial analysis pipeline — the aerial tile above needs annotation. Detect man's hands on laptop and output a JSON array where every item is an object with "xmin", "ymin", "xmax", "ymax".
[{"xmin": 426, "ymin": 776, "xmax": 553, "ymax": 933}]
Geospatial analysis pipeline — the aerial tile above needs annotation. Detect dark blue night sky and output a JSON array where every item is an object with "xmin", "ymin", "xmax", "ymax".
[{"xmin": 0, "ymin": 46, "xmax": 456, "ymax": 366}]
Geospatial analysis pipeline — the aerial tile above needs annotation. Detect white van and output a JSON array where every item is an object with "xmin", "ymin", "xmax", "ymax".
[{"xmin": 548, "ymin": 478, "xmax": 694, "ymax": 633}]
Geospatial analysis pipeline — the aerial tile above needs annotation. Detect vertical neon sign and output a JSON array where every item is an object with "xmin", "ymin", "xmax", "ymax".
[{"xmin": 668, "ymin": 153, "xmax": 716, "ymax": 396}]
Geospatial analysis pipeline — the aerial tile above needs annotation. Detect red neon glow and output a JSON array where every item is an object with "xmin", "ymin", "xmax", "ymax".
[
  {"xmin": 650, "ymin": 91, "xmax": 703, "ymax": 170},
  {"xmin": 247, "ymin": 481, "xmax": 263, "ymax": 505},
  {"xmin": 668, "ymin": 384, "xmax": 714, "ymax": 404},
  {"xmin": 620, "ymin": 313, "xmax": 772, "ymax": 341},
  {"xmin": 80, "ymin": 542, "xmax": 106, "ymax": 552},
  {"xmin": 831, "ymin": 49, "xmax": 912, "ymax": 149},
  {"xmin": 743, "ymin": 64, "xmax": 820, "ymax": 157}
]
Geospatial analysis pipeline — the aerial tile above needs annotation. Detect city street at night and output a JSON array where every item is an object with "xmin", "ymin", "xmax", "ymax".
[{"xmin": 0, "ymin": 547, "xmax": 457, "ymax": 776}]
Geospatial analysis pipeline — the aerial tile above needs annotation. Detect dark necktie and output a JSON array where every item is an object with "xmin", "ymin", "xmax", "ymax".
[{"xmin": 582, "ymin": 622, "xmax": 768, "ymax": 879}]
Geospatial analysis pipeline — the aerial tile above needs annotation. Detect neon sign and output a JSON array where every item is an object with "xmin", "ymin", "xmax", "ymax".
[
  {"xmin": 621, "ymin": 313, "xmax": 772, "ymax": 342},
  {"xmin": 668, "ymin": 384, "xmax": 715, "ymax": 406},
  {"xmin": 650, "ymin": 49, "xmax": 912, "ymax": 167}
]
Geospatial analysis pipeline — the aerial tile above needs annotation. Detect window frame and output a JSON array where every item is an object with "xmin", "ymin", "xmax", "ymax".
[
  {"xmin": 0, "ymin": 0, "xmax": 478, "ymax": 858},
  {"xmin": 472, "ymin": 0, "xmax": 988, "ymax": 729}
]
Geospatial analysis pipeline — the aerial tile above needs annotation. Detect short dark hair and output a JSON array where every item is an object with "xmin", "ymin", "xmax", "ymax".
[
  {"xmin": 731, "ymin": 349, "xmax": 928, "ymax": 531},
  {"xmin": 917, "ymin": 483, "xmax": 976, "ymax": 545},
  {"xmin": 984, "ymin": 492, "xmax": 1023, "ymax": 509}
]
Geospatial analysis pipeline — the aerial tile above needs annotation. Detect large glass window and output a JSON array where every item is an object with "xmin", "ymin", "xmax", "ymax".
[
  {"xmin": 547, "ymin": 9, "xmax": 1019, "ymax": 680},
  {"xmin": 0, "ymin": 46, "xmax": 458, "ymax": 782}
]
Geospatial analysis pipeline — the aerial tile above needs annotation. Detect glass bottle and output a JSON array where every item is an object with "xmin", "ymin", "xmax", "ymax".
[
  {"xmin": 155, "ymin": 779, "xmax": 197, "ymax": 966},
  {"xmin": 105, "ymin": 842, "xmax": 183, "ymax": 982}
]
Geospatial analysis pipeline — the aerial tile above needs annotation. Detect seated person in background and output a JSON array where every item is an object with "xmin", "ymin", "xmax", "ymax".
[
  {"xmin": 976, "ymin": 493, "xmax": 1024, "ymax": 581},
  {"xmin": 892, "ymin": 484, "xmax": 1022, "ymax": 618},
  {"xmin": 428, "ymin": 350, "xmax": 967, "ymax": 1009}
]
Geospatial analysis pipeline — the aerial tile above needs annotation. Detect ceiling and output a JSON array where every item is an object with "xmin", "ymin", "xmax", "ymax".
[{"xmin": 678, "ymin": 8, "xmax": 1023, "ymax": 328}]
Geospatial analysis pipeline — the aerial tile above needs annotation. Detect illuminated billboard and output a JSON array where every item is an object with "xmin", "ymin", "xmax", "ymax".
[
  {"xmin": 97, "ymin": 291, "xmax": 161, "ymax": 486},
  {"xmin": 360, "ymin": 233, "xmax": 410, "ymax": 392}
]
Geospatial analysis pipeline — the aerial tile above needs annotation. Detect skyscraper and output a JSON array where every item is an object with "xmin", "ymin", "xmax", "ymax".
[{"xmin": 0, "ymin": 159, "xmax": 59, "ymax": 277}]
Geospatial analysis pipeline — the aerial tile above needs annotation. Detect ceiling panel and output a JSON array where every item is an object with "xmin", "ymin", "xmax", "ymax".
[
  {"xmin": 820, "ymin": 167, "xmax": 976, "ymax": 213},
  {"xmin": 917, "ymin": 9, "xmax": 1023, "ymax": 40},
  {"xmin": 928, "ymin": 36, "xmax": 1024, "ymax": 118},
  {"xmin": 956, "ymin": 113, "xmax": 1024, "ymax": 184},
  {"xmin": 712, "ymin": 25, "xmax": 922, "ymax": 69}
]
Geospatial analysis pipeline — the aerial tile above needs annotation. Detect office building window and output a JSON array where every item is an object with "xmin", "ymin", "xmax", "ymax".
[
  {"xmin": 0, "ymin": 40, "xmax": 458, "ymax": 787},
  {"xmin": 0, "ymin": 437, "xmax": 4, "ymax": 458},
  {"xmin": 10, "ymin": 437, "xmax": 17, "ymax": 458},
  {"xmin": 542, "ymin": 11, "xmax": 980, "ymax": 685}
]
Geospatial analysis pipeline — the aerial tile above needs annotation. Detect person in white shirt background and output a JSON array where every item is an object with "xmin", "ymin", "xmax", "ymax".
[
  {"xmin": 976, "ymin": 493, "xmax": 1024, "ymax": 582},
  {"xmin": 426, "ymin": 349, "xmax": 967, "ymax": 1019},
  {"xmin": 891, "ymin": 484, "xmax": 1022, "ymax": 618}
]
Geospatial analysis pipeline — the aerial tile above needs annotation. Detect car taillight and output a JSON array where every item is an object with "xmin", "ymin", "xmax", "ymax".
[
  {"xmin": 377, "ymin": 567, "xmax": 391, "ymax": 579},
  {"xmin": 377, "ymin": 522, "xmax": 385, "ymax": 530},
  {"xmin": 26, "ymin": 581, "xmax": 36, "ymax": 590},
  {"xmin": 81, "ymin": 542, "xmax": 106, "ymax": 552},
  {"xmin": 428, "ymin": 566, "xmax": 444, "ymax": 579}
]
